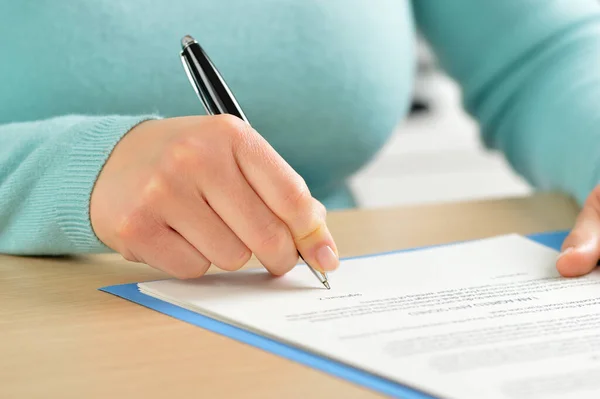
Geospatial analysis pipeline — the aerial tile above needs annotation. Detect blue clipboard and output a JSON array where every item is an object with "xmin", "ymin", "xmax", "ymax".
[{"xmin": 100, "ymin": 230, "xmax": 569, "ymax": 399}]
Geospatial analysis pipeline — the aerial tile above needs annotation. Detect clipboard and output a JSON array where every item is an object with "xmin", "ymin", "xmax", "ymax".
[{"xmin": 100, "ymin": 230, "xmax": 569, "ymax": 399}]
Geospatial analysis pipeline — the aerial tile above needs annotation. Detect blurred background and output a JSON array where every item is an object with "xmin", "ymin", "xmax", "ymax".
[{"xmin": 349, "ymin": 38, "xmax": 533, "ymax": 209}]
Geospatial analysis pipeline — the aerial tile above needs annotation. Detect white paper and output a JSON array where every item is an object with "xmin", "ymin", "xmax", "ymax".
[{"xmin": 139, "ymin": 234, "xmax": 600, "ymax": 399}]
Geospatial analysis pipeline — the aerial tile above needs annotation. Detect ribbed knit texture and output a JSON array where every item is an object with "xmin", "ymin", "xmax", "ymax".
[
  {"xmin": 57, "ymin": 116, "xmax": 160, "ymax": 252},
  {"xmin": 2, "ymin": 1, "xmax": 600, "ymax": 255},
  {"xmin": 0, "ymin": 115, "xmax": 157, "ymax": 254}
]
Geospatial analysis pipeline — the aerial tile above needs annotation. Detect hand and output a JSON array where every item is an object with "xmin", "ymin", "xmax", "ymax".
[
  {"xmin": 90, "ymin": 115, "xmax": 339, "ymax": 279},
  {"xmin": 556, "ymin": 185, "xmax": 600, "ymax": 277}
]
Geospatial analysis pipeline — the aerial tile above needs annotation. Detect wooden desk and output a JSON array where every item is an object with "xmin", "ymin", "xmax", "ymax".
[{"xmin": 0, "ymin": 193, "xmax": 579, "ymax": 398}]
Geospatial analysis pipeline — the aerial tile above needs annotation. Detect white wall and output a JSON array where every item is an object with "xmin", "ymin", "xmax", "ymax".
[{"xmin": 349, "ymin": 50, "xmax": 533, "ymax": 209}]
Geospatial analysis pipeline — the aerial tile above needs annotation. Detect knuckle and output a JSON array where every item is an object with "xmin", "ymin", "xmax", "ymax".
[
  {"xmin": 164, "ymin": 141, "xmax": 198, "ymax": 172},
  {"xmin": 161, "ymin": 136, "xmax": 212, "ymax": 174},
  {"xmin": 214, "ymin": 115, "xmax": 256, "ymax": 150},
  {"xmin": 140, "ymin": 175, "xmax": 170, "ymax": 205},
  {"xmin": 257, "ymin": 218, "xmax": 290, "ymax": 253},
  {"xmin": 282, "ymin": 179, "xmax": 313, "ymax": 215},
  {"xmin": 115, "ymin": 207, "xmax": 160, "ymax": 247},
  {"xmin": 115, "ymin": 179, "xmax": 166, "ymax": 251},
  {"xmin": 214, "ymin": 114, "xmax": 249, "ymax": 138},
  {"xmin": 115, "ymin": 214, "xmax": 144, "ymax": 246}
]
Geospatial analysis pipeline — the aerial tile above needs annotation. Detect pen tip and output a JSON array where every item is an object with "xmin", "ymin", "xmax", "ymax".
[
  {"xmin": 181, "ymin": 35, "xmax": 197, "ymax": 49},
  {"xmin": 324, "ymin": 281, "xmax": 331, "ymax": 290}
]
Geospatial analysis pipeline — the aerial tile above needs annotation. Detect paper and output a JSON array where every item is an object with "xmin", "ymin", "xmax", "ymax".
[{"xmin": 139, "ymin": 234, "xmax": 600, "ymax": 399}]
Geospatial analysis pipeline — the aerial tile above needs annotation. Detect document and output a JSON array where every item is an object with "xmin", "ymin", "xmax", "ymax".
[{"xmin": 139, "ymin": 234, "xmax": 600, "ymax": 399}]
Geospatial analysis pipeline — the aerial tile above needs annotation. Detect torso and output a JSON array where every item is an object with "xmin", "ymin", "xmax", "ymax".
[{"xmin": 1, "ymin": 0, "xmax": 416, "ymax": 207}]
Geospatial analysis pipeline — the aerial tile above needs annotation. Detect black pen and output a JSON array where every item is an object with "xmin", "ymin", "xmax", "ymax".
[{"xmin": 179, "ymin": 35, "xmax": 330, "ymax": 290}]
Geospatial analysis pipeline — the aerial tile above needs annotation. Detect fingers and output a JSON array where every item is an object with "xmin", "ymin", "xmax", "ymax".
[
  {"xmin": 193, "ymin": 144, "xmax": 299, "ymax": 275},
  {"xmin": 556, "ymin": 187, "xmax": 600, "ymax": 277},
  {"xmin": 118, "ymin": 209, "xmax": 211, "ymax": 279},
  {"xmin": 163, "ymin": 188, "xmax": 252, "ymax": 272},
  {"xmin": 230, "ymin": 122, "xmax": 339, "ymax": 273},
  {"xmin": 110, "ymin": 114, "xmax": 339, "ymax": 280}
]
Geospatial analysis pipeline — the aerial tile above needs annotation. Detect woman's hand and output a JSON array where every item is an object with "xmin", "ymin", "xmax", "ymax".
[
  {"xmin": 557, "ymin": 186, "xmax": 600, "ymax": 277},
  {"xmin": 90, "ymin": 115, "xmax": 339, "ymax": 279}
]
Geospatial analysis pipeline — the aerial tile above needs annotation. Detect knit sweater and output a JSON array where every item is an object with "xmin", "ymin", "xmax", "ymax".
[{"xmin": 2, "ymin": 0, "xmax": 600, "ymax": 254}]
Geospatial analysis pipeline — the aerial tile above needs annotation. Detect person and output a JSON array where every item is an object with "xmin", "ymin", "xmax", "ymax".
[{"xmin": 2, "ymin": 1, "xmax": 600, "ymax": 280}]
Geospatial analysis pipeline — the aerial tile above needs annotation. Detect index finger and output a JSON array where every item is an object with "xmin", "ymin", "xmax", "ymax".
[{"xmin": 231, "ymin": 123, "xmax": 339, "ymax": 273}]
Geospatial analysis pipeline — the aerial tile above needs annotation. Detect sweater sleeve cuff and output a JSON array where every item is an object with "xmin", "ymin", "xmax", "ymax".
[{"xmin": 56, "ymin": 115, "xmax": 161, "ymax": 253}]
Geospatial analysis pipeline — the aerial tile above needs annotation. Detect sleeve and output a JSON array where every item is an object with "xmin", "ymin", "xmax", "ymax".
[
  {"xmin": 0, "ymin": 114, "xmax": 158, "ymax": 255},
  {"xmin": 412, "ymin": 0, "xmax": 600, "ymax": 205}
]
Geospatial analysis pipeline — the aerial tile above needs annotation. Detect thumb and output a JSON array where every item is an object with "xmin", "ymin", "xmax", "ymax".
[{"xmin": 556, "ymin": 190, "xmax": 600, "ymax": 277}]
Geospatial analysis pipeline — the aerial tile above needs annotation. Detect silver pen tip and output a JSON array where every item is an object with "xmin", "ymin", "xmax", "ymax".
[
  {"xmin": 181, "ymin": 35, "xmax": 197, "ymax": 49},
  {"xmin": 324, "ymin": 281, "xmax": 331, "ymax": 290}
]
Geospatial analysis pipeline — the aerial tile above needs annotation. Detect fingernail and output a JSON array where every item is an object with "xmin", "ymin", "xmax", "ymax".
[
  {"xmin": 558, "ymin": 246, "xmax": 573, "ymax": 259},
  {"xmin": 315, "ymin": 245, "xmax": 339, "ymax": 271}
]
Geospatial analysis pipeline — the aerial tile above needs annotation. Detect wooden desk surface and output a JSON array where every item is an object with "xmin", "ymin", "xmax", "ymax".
[{"xmin": 0, "ymin": 193, "xmax": 579, "ymax": 399}]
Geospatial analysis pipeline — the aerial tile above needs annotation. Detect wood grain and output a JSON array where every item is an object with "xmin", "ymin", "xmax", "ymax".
[{"xmin": 0, "ymin": 192, "xmax": 579, "ymax": 398}]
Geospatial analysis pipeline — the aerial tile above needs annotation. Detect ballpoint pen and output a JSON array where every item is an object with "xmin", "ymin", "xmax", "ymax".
[{"xmin": 179, "ymin": 34, "xmax": 330, "ymax": 290}]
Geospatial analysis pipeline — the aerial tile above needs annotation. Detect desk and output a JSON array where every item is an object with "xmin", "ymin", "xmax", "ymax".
[{"xmin": 0, "ymin": 193, "xmax": 579, "ymax": 398}]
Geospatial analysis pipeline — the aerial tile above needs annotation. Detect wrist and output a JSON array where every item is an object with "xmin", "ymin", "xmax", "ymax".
[{"xmin": 57, "ymin": 114, "xmax": 161, "ymax": 253}]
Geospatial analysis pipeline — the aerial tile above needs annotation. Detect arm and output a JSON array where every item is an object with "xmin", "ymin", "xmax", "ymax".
[
  {"xmin": 0, "ymin": 114, "xmax": 340, "ymax": 276},
  {"xmin": 0, "ymin": 114, "xmax": 157, "ymax": 254},
  {"xmin": 412, "ymin": 0, "xmax": 600, "ymax": 205}
]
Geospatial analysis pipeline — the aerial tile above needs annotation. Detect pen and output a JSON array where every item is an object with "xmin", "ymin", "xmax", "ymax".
[{"xmin": 179, "ymin": 34, "xmax": 330, "ymax": 290}]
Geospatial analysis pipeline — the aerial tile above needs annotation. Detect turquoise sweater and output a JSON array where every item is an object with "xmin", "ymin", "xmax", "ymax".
[{"xmin": 2, "ymin": 0, "xmax": 600, "ymax": 255}]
